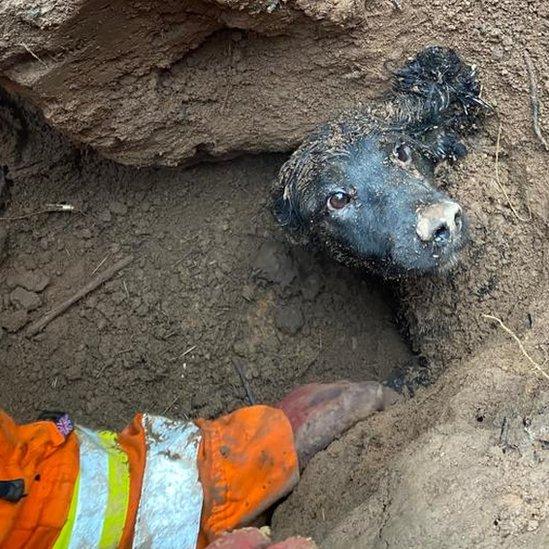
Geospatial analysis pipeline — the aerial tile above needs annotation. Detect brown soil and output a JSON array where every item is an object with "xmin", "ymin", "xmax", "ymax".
[
  {"xmin": 0, "ymin": 102, "xmax": 414, "ymax": 427},
  {"xmin": 1, "ymin": 0, "xmax": 549, "ymax": 546}
]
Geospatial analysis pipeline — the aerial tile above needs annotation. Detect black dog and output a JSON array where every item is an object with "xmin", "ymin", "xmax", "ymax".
[{"xmin": 273, "ymin": 46, "xmax": 489, "ymax": 278}]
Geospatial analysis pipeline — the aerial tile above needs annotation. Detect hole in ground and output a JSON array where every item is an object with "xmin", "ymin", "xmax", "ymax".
[{"xmin": 0, "ymin": 99, "xmax": 419, "ymax": 426}]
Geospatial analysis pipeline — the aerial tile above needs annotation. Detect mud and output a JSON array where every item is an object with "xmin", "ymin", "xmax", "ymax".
[
  {"xmin": 1, "ymin": 0, "xmax": 549, "ymax": 545},
  {"xmin": 0, "ymin": 105, "xmax": 414, "ymax": 427}
]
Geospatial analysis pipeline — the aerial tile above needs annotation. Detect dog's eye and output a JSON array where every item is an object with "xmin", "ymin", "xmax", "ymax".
[
  {"xmin": 394, "ymin": 143, "xmax": 412, "ymax": 165},
  {"xmin": 327, "ymin": 192, "xmax": 351, "ymax": 211}
]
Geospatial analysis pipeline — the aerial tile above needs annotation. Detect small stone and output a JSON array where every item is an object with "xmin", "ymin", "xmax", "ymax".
[
  {"xmin": 275, "ymin": 303, "xmax": 304, "ymax": 335},
  {"xmin": 109, "ymin": 201, "xmax": 128, "ymax": 215},
  {"xmin": 233, "ymin": 341, "xmax": 248, "ymax": 357},
  {"xmin": 10, "ymin": 287, "xmax": 41, "ymax": 311},
  {"xmin": 0, "ymin": 310, "xmax": 29, "ymax": 332},
  {"xmin": 66, "ymin": 364, "xmax": 83, "ymax": 381}
]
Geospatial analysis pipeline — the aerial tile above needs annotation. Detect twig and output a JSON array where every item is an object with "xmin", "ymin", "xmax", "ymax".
[
  {"xmin": 91, "ymin": 254, "xmax": 109, "ymax": 275},
  {"xmin": 179, "ymin": 345, "xmax": 196, "ymax": 359},
  {"xmin": 163, "ymin": 394, "xmax": 190, "ymax": 417},
  {"xmin": 26, "ymin": 256, "xmax": 133, "ymax": 337},
  {"xmin": 233, "ymin": 361, "xmax": 256, "ymax": 404},
  {"xmin": 493, "ymin": 122, "xmax": 529, "ymax": 222},
  {"xmin": 523, "ymin": 50, "xmax": 549, "ymax": 152},
  {"xmin": 0, "ymin": 203, "xmax": 76, "ymax": 222},
  {"xmin": 482, "ymin": 314, "xmax": 549, "ymax": 381},
  {"xmin": 20, "ymin": 42, "xmax": 48, "ymax": 67}
]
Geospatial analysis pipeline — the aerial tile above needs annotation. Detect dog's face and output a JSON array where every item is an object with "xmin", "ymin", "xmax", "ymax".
[{"xmin": 274, "ymin": 131, "xmax": 467, "ymax": 278}]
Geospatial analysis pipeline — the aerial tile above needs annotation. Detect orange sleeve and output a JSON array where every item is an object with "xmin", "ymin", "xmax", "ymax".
[
  {"xmin": 195, "ymin": 405, "xmax": 299, "ymax": 547},
  {"xmin": 0, "ymin": 410, "xmax": 79, "ymax": 549}
]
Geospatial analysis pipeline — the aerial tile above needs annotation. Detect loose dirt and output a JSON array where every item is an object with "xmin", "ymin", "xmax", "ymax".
[{"xmin": 0, "ymin": 109, "xmax": 414, "ymax": 428}]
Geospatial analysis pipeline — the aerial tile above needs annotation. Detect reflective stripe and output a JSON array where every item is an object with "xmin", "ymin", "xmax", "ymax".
[
  {"xmin": 68, "ymin": 427, "xmax": 110, "ymax": 548},
  {"xmin": 133, "ymin": 414, "xmax": 203, "ymax": 549},
  {"xmin": 53, "ymin": 428, "xmax": 130, "ymax": 549},
  {"xmin": 53, "ymin": 474, "xmax": 80, "ymax": 549},
  {"xmin": 98, "ymin": 431, "xmax": 131, "ymax": 548}
]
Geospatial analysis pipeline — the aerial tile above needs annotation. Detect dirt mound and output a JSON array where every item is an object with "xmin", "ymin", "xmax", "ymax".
[{"xmin": 273, "ymin": 304, "xmax": 549, "ymax": 547}]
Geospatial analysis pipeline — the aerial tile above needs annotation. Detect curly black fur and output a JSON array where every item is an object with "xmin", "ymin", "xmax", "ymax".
[{"xmin": 273, "ymin": 46, "xmax": 489, "ymax": 277}]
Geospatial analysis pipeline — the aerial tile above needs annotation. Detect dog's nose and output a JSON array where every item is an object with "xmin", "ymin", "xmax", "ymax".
[{"xmin": 416, "ymin": 201, "xmax": 462, "ymax": 244}]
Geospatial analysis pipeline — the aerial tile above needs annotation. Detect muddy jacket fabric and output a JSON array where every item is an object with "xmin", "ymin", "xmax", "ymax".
[{"xmin": 0, "ymin": 406, "xmax": 298, "ymax": 549}]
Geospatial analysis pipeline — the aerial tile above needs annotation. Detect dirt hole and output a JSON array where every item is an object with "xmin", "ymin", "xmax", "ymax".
[{"xmin": 0, "ymin": 123, "xmax": 416, "ymax": 427}]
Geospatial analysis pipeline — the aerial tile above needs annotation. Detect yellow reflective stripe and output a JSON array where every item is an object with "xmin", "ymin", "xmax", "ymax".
[
  {"xmin": 52, "ymin": 428, "xmax": 131, "ymax": 549},
  {"xmin": 98, "ymin": 431, "xmax": 131, "ymax": 549},
  {"xmin": 53, "ymin": 473, "xmax": 80, "ymax": 549}
]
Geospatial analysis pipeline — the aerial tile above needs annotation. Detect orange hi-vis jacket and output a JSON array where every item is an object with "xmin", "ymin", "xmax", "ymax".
[{"xmin": 0, "ymin": 405, "xmax": 299, "ymax": 548}]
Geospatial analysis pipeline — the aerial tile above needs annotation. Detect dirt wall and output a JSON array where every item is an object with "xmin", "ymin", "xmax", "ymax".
[{"xmin": 273, "ymin": 302, "xmax": 549, "ymax": 548}]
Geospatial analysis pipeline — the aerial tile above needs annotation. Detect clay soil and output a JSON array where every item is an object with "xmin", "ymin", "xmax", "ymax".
[
  {"xmin": 1, "ymin": 0, "xmax": 549, "ymax": 544},
  {"xmin": 0, "ymin": 110, "xmax": 414, "ymax": 427}
]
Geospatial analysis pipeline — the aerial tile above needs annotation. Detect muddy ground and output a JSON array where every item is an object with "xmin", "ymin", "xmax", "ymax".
[
  {"xmin": 1, "ymin": 88, "xmax": 548, "ymax": 549},
  {"xmin": 0, "ymin": 106, "xmax": 414, "ymax": 427},
  {"xmin": 1, "ymin": 0, "xmax": 549, "ymax": 544}
]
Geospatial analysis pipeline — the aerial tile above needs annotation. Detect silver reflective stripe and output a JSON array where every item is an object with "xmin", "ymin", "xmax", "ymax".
[
  {"xmin": 132, "ymin": 415, "xmax": 203, "ymax": 549},
  {"xmin": 69, "ymin": 427, "xmax": 110, "ymax": 548}
]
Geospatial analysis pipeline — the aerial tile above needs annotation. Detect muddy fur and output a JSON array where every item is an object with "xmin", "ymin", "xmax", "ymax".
[{"xmin": 273, "ymin": 46, "xmax": 489, "ymax": 278}]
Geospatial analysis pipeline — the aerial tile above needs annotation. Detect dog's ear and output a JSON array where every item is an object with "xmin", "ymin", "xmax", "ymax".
[
  {"xmin": 272, "ymin": 181, "xmax": 303, "ymax": 232},
  {"xmin": 272, "ymin": 143, "xmax": 316, "ymax": 235},
  {"xmin": 393, "ymin": 46, "xmax": 490, "ymax": 135},
  {"xmin": 422, "ymin": 130, "xmax": 468, "ymax": 164}
]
